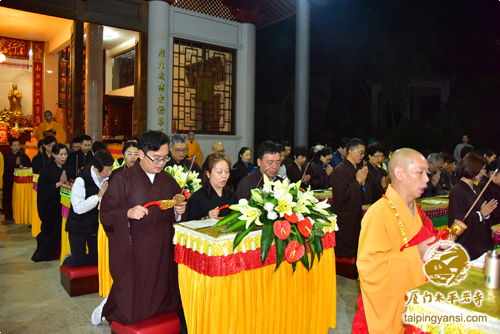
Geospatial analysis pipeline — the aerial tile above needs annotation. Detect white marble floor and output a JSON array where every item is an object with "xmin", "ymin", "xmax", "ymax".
[{"xmin": 0, "ymin": 219, "xmax": 359, "ymax": 334}]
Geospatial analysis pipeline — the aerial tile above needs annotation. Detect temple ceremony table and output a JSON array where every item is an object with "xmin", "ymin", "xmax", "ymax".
[
  {"xmin": 173, "ymin": 221, "xmax": 337, "ymax": 334},
  {"xmin": 404, "ymin": 267, "xmax": 500, "ymax": 334},
  {"xmin": 13, "ymin": 168, "xmax": 33, "ymax": 225},
  {"xmin": 60, "ymin": 184, "xmax": 72, "ymax": 264}
]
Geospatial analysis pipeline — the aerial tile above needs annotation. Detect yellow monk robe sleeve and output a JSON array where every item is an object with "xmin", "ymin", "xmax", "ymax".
[
  {"xmin": 357, "ymin": 203, "xmax": 423, "ymax": 334},
  {"xmin": 34, "ymin": 122, "xmax": 47, "ymax": 141},
  {"xmin": 54, "ymin": 122, "xmax": 66, "ymax": 144}
]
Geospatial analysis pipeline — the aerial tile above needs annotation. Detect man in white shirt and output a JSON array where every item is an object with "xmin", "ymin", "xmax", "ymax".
[
  {"xmin": 454, "ymin": 134, "xmax": 473, "ymax": 167},
  {"xmin": 62, "ymin": 150, "xmax": 113, "ymax": 267}
]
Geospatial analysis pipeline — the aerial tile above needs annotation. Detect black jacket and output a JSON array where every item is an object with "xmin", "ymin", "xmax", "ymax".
[{"xmin": 65, "ymin": 166, "xmax": 100, "ymax": 234}]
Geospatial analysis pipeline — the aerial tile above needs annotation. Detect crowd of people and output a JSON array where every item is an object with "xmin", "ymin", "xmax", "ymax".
[{"xmin": 3, "ymin": 124, "xmax": 499, "ymax": 333}]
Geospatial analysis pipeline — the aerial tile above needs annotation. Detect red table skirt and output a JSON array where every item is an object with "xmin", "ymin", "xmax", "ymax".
[{"xmin": 174, "ymin": 231, "xmax": 335, "ymax": 277}]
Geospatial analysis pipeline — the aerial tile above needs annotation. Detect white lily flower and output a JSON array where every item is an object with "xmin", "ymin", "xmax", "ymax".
[
  {"xmin": 274, "ymin": 192, "xmax": 296, "ymax": 217},
  {"xmin": 251, "ymin": 189, "xmax": 265, "ymax": 204},
  {"xmin": 262, "ymin": 174, "xmax": 274, "ymax": 192},
  {"xmin": 239, "ymin": 205, "xmax": 262, "ymax": 228},
  {"xmin": 314, "ymin": 199, "xmax": 330, "ymax": 216}
]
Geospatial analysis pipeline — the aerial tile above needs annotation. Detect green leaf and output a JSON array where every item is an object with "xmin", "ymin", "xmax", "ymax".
[
  {"xmin": 214, "ymin": 211, "xmax": 242, "ymax": 227},
  {"xmin": 309, "ymin": 238, "xmax": 316, "ymax": 268},
  {"xmin": 309, "ymin": 210, "xmax": 332, "ymax": 222},
  {"xmin": 274, "ymin": 237, "xmax": 285, "ymax": 271},
  {"xmin": 291, "ymin": 261, "xmax": 297, "ymax": 273},
  {"xmin": 313, "ymin": 236, "xmax": 323, "ymax": 261},
  {"xmin": 233, "ymin": 223, "xmax": 256, "ymax": 251},
  {"xmin": 260, "ymin": 222, "xmax": 274, "ymax": 265},
  {"xmin": 293, "ymin": 224, "xmax": 310, "ymax": 271}
]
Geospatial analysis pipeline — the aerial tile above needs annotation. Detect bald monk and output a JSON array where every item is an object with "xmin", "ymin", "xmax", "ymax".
[
  {"xmin": 204, "ymin": 141, "xmax": 225, "ymax": 167},
  {"xmin": 352, "ymin": 148, "xmax": 442, "ymax": 334},
  {"xmin": 35, "ymin": 110, "xmax": 67, "ymax": 144}
]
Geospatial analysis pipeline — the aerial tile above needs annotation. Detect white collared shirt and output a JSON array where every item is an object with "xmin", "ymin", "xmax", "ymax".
[{"xmin": 71, "ymin": 167, "xmax": 109, "ymax": 214}]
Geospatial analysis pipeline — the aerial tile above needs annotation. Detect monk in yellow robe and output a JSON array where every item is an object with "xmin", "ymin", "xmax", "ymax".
[
  {"xmin": 35, "ymin": 110, "xmax": 66, "ymax": 144},
  {"xmin": 353, "ymin": 148, "xmax": 441, "ymax": 334},
  {"xmin": 186, "ymin": 130, "xmax": 202, "ymax": 166}
]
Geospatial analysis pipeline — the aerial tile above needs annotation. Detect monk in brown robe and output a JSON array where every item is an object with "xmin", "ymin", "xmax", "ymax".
[
  {"xmin": 330, "ymin": 138, "xmax": 370, "ymax": 259},
  {"xmin": 353, "ymin": 148, "xmax": 440, "ymax": 334},
  {"xmin": 92, "ymin": 131, "xmax": 186, "ymax": 325}
]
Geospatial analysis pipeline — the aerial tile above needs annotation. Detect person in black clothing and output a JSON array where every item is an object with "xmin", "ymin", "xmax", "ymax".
[
  {"xmin": 365, "ymin": 143, "xmax": 388, "ymax": 204},
  {"xmin": 281, "ymin": 141, "xmax": 293, "ymax": 167},
  {"xmin": 66, "ymin": 134, "xmax": 94, "ymax": 175},
  {"xmin": 32, "ymin": 144, "xmax": 76, "ymax": 262},
  {"xmin": 112, "ymin": 136, "xmax": 139, "ymax": 169},
  {"xmin": 286, "ymin": 145, "xmax": 311, "ymax": 185},
  {"xmin": 479, "ymin": 159, "xmax": 500, "ymax": 227},
  {"xmin": 32, "ymin": 136, "xmax": 56, "ymax": 174},
  {"xmin": 92, "ymin": 141, "xmax": 107, "ymax": 154},
  {"xmin": 230, "ymin": 147, "xmax": 254, "ymax": 190},
  {"xmin": 165, "ymin": 134, "xmax": 201, "ymax": 174},
  {"xmin": 68, "ymin": 137, "xmax": 81, "ymax": 155},
  {"xmin": 308, "ymin": 146, "xmax": 334, "ymax": 190},
  {"xmin": 63, "ymin": 150, "xmax": 113, "ymax": 267},
  {"xmin": 109, "ymin": 142, "xmax": 139, "ymax": 182},
  {"xmin": 449, "ymin": 152, "xmax": 498, "ymax": 260},
  {"xmin": 187, "ymin": 153, "xmax": 238, "ymax": 221},
  {"xmin": 2, "ymin": 138, "xmax": 32, "ymax": 220}
]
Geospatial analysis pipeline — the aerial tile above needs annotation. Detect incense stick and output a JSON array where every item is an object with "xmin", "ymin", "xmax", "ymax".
[
  {"xmin": 462, "ymin": 168, "xmax": 498, "ymax": 222},
  {"xmin": 256, "ymin": 166, "xmax": 270, "ymax": 188},
  {"xmin": 300, "ymin": 161, "xmax": 311, "ymax": 183}
]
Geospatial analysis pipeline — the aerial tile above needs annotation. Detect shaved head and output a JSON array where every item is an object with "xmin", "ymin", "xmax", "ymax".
[
  {"xmin": 389, "ymin": 148, "xmax": 430, "ymax": 205},
  {"xmin": 212, "ymin": 142, "xmax": 225, "ymax": 154},
  {"xmin": 388, "ymin": 148, "xmax": 424, "ymax": 180}
]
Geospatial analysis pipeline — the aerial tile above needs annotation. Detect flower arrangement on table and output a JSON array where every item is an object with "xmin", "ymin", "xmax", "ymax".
[
  {"xmin": 164, "ymin": 164, "xmax": 202, "ymax": 199},
  {"xmin": 214, "ymin": 175, "xmax": 334, "ymax": 271}
]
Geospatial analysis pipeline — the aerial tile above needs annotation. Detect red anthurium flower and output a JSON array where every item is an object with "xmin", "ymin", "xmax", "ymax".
[
  {"xmin": 273, "ymin": 220, "xmax": 291, "ymax": 240},
  {"xmin": 284, "ymin": 213, "xmax": 298, "ymax": 224},
  {"xmin": 183, "ymin": 189, "xmax": 191, "ymax": 200},
  {"xmin": 298, "ymin": 218, "xmax": 312, "ymax": 238},
  {"xmin": 285, "ymin": 240, "xmax": 305, "ymax": 263}
]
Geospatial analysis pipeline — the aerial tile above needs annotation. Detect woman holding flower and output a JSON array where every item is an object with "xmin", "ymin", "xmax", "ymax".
[{"xmin": 187, "ymin": 153, "xmax": 238, "ymax": 221}]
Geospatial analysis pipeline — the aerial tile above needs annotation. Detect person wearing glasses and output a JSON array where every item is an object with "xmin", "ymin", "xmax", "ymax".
[
  {"xmin": 112, "ymin": 136, "xmax": 140, "ymax": 170},
  {"xmin": 109, "ymin": 142, "xmax": 139, "ymax": 181},
  {"xmin": 165, "ymin": 134, "xmax": 201, "ymax": 174},
  {"xmin": 421, "ymin": 153, "xmax": 444, "ymax": 198},
  {"xmin": 92, "ymin": 131, "xmax": 186, "ymax": 326},
  {"xmin": 330, "ymin": 138, "xmax": 370, "ymax": 261},
  {"xmin": 449, "ymin": 152, "xmax": 497, "ymax": 260},
  {"xmin": 211, "ymin": 141, "xmax": 225, "ymax": 155},
  {"xmin": 308, "ymin": 146, "xmax": 334, "ymax": 190},
  {"xmin": 365, "ymin": 143, "xmax": 389, "ymax": 204}
]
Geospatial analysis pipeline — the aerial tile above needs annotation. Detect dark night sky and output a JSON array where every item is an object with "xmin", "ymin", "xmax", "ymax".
[{"xmin": 255, "ymin": 0, "xmax": 500, "ymax": 153}]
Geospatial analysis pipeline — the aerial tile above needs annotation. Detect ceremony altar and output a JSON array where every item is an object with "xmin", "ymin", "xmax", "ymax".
[
  {"xmin": 13, "ymin": 168, "xmax": 33, "ymax": 225},
  {"xmin": 404, "ymin": 267, "xmax": 500, "ymax": 334},
  {"xmin": 173, "ymin": 221, "xmax": 337, "ymax": 334}
]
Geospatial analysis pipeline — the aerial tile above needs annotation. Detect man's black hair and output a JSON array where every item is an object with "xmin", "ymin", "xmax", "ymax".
[
  {"xmin": 92, "ymin": 150, "xmax": 114, "ymax": 172},
  {"xmin": 92, "ymin": 141, "xmax": 107, "ymax": 153},
  {"xmin": 346, "ymin": 138, "xmax": 365, "ymax": 153},
  {"xmin": 339, "ymin": 137, "xmax": 350, "ymax": 149},
  {"xmin": 276, "ymin": 144, "xmax": 285, "ymax": 153},
  {"xmin": 43, "ymin": 135, "xmax": 57, "ymax": 146},
  {"xmin": 282, "ymin": 141, "xmax": 292, "ymax": 147},
  {"xmin": 9, "ymin": 138, "xmax": 20, "ymax": 146},
  {"xmin": 80, "ymin": 134, "xmax": 92, "ymax": 143},
  {"xmin": 257, "ymin": 140, "xmax": 280, "ymax": 161},
  {"xmin": 72, "ymin": 137, "xmax": 82, "ymax": 144},
  {"xmin": 294, "ymin": 145, "xmax": 309, "ymax": 158},
  {"xmin": 139, "ymin": 130, "xmax": 170, "ymax": 154}
]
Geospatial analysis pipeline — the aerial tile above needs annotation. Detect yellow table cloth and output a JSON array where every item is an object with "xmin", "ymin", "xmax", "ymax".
[
  {"xmin": 31, "ymin": 174, "xmax": 41, "ymax": 237},
  {"xmin": 404, "ymin": 267, "xmax": 500, "ymax": 333},
  {"xmin": 59, "ymin": 184, "xmax": 72, "ymax": 264},
  {"xmin": 173, "ymin": 222, "xmax": 337, "ymax": 334},
  {"xmin": 25, "ymin": 142, "xmax": 38, "ymax": 161},
  {"xmin": 13, "ymin": 168, "xmax": 33, "ymax": 225}
]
